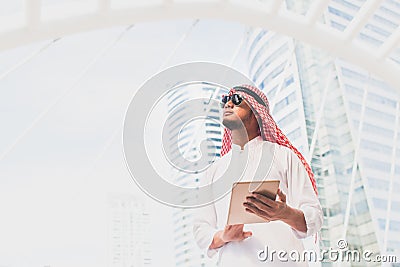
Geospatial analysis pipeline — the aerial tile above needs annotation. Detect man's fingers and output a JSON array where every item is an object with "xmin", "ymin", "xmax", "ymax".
[
  {"xmin": 243, "ymin": 202, "xmax": 270, "ymax": 219},
  {"xmin": 225, "ymin": 224, "xmax": 244, "ymax": 235},
  {"xmin": 245, "ymin": 196, "xmax": 272, "ymax": 212},
  {"xmin": 223, "ymin": 223, "xmax": 250, "ymax": 242},
  {"xmin": 243, "ymin": 231, "xmax": 252, "ymax": 238},
  {"xmin": 245, "ymin": 206, "xmax": 271, "ymax": 223},
  {"xmin": 251, "ymin": 192, "xmax": 276, "ymax": 207},
  {"xmin": 230, "ymin": 224, "xmax": 243, "ymax": 230},
  {"xmin": 245, "ymin": 207, "xmax": 254, "ymax": 214},
  {"xmin": 277, "ymin": 189, "xmax": 286, "ymax": 202}
]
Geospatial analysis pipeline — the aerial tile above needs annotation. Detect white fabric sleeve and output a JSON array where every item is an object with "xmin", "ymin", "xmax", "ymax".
[
  {"xmin": 192, "ymin": 166, "xmax": 220, "ymax": 258},
  {"xmin": 283, "ymin": 147, "xmax": 323, "ymax": 239}
]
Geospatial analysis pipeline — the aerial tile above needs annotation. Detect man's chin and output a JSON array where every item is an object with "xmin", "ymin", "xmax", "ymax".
[
  {"xmin": 222, "ymin": 118, "xmax": 242, "ymax": 130},
  {"xmin": 222, "ymin": 118, "xmax": 232, "ymax": 129}
]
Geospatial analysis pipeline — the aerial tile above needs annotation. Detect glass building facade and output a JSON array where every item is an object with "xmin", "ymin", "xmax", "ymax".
[
  {"xmin": 167, "ymin": 84, "xmax": 227, "ymax": 267},
  {"xmin": 108, "ymin": 195, "xmax": 151, "ymax": 267},
  {"xmin": 245, "ymin": 0, "xmax": 400, "ymax": 265}
]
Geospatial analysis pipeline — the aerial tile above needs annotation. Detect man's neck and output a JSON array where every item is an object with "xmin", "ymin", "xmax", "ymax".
[{"xmin": 231, "ymin": 129, "xmax": 260, "ymax": 150}]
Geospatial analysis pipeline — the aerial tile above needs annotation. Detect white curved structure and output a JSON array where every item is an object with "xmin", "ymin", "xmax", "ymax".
[{"xmin": 0, "ymin": 0, "xmax": 399, "ymax": 88}]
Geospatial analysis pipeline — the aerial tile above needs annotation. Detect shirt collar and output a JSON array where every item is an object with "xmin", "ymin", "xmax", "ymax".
[{"xmin": 231, "ymin": 135, "xmax": 263, "ymax": 151}]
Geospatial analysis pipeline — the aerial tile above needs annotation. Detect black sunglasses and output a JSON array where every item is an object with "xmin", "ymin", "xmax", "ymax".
[
  {"xmin": 220, "ymin": 93, "xmax": 244, "ymax": 108},
  {"xmin": 221, "ymin": 87, "xmax": 267, "ymax": 108}
]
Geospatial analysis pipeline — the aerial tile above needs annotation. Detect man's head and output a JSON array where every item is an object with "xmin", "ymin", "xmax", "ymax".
[{"xmin": 221, "ymin": 94, "xmax": 260, "ymax": 135}]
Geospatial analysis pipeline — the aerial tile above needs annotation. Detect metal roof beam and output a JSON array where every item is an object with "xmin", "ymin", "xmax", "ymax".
[
  {"xmin": 305, "ymin": 0, "xmax": 330, "ymax": 25},
  {"xmin": 0, "ymin": 1, "xmax": 399, "ymax": 88}
]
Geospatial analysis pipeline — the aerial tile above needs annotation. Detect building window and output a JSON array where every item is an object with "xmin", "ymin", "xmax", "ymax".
[
  {"xmin": 277, "ymin": 110, "xmax": 298, "ymax": 128},
  {"xmin": 274, "ymin": 92, "xmax": 296, "ymax": 113},
  {"xmin": 248, "ymin": 30, "xmax": 267, "ymax": 57},
  {"xmin": 287, "ymin": 127, "xmax": 302, "ymax": 140},
  {"xmin": 349, "ymin": 101, "xmax": 361, "ymax": 112},
  {"xmin": 284, "ymin": 75, "xmax": 294, "ymax": 87},
  {"xmin": 363, "ymin": 123, "xmax": 393, "ymax": 137},
  {"xmin": 390, "ymin": 221, "xmax": 400, "ymax": 231},
  {"xmin": 392, "ymin": 201, "xmax": 400, "ymax": 212},
  {"xmin": 328, "ymin": 6, "xmax": 354, "ymax": 21},
  {"xmin": 372, "ymin": 14, "xmax": 398, "ymax": 29},
  {"xmin": 372, "ymin": 198, "xmax": 388, "ymax": 210},
  {"xmin": 261, "ymin": 61, "xmax": 287, "ymax": 85},
  {"xmin": 341, "ymin": 68, "xmax": 367, "ymax": 82},
  {"xmin": 345, "ymin": 84, "xmax": 364, "ymax": 97},
  {"xmin": 364, "ymin": 23, "xmax": 391, "ymax": 37},
  {"xmin": 362, "ymin": 157, "xmax": 391, "ymax": 171},
  {"xmin": 368, "ymin": 177, "xmax": 389, "ymax": 191},
  {"xmin": 330, "ymin": 21, "xmax": 346, "ymax": 31},
  {"xmin": 253, "ymin": 43, "xmax": 289, "ymax": 81},
  {"xmin": 378, "ymin": 218, "xmax": 386, "ymax": 230},
  {"xmin": 331, "ymin": 0, "xmax": 361, "ymax": 11},
  {"xmin": 355, "ymin": 200, "xmax": 369, "ymax": 214},
  {"xmin": 367, "ymin": 92, "xmax": 396, "ymax": 108},
  {"xmin": 379, "ymin": 5, "xmax": 400, "ymax": 20},
  {"xmin": 365, "ymin": 107, "xmax": 395, "ymax": 122},
  {"xmin": 358, "ymin": 33, "xmax": 383, "ymax": 46},
  {"xmin": 360, "ymin": 139, "xmax": 392, "ymax": 154}
]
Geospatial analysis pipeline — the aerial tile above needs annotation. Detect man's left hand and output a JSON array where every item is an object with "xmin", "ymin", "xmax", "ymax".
[{"xmin": 243, "ymin": 189, "xmax": 288, "ymax": 222}]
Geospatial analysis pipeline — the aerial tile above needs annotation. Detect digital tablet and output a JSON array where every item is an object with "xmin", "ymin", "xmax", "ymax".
[{"xmin": 226, "ymin": 180, "xmax": 280, "ymax": 225}]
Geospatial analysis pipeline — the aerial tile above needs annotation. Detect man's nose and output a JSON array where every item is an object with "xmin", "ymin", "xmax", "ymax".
[{"xmin": 224, "ymin": 100, "xmax": 234, "ymax": 108}]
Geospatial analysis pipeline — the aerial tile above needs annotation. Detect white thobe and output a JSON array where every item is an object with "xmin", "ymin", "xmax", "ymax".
[{"xmin": 193, "ymin": 136, "xmax": 323, "ymax": 266}]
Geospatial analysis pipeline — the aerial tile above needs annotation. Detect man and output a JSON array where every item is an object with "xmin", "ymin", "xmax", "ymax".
[{"xmin": 193, "ymin": 85, "xmax": 322, "ymax": 266}]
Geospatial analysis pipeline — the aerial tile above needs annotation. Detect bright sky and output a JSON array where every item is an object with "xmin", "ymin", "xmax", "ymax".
[{"xmin": 0, "ymin": 19, "xmax": 248, "ymax": 267}]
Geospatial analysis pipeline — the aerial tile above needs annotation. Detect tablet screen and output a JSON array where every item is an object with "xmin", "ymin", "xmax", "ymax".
[{"xmin": 226, "ymin": 180, "xmax": 280, "ymax": 225}]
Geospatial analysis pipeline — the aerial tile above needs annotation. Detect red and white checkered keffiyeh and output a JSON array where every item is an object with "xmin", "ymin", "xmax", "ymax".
[{"xmin": 220, "ymin": 84, "xmax": 318, "ymax": 195}]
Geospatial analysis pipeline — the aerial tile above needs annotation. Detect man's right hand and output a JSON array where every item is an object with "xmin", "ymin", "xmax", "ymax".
[{"xmin": 209, "ymin": 224, "xmax": 252, "ymax": 249}]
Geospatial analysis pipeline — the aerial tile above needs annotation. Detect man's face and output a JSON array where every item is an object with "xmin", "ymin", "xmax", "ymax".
[{"xmin": 222, "ymin": 97, "xmax": 258, "ymax": 131}]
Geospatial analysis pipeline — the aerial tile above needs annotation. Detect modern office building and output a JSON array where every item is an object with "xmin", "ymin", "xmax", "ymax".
[
  {"xmin": 108, "ymin": 195, "xmax": 152, "ymax": 267},
  {"xmin": 245, "ymin": 0, "xmax": 400, "ymax": 265},
  {"xmin": 166, "ymin": 83, "xmax": 227, "ymax": 267}
]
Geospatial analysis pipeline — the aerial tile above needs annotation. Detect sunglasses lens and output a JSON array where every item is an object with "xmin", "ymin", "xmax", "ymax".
[
  {"xmin": 220, "ymin": 95, "xmax": 228, "ymax": 108},
  {"xmin": 220, "ymin": 94, "xmax": 244, "ymax": 108},
  {"xmin": 232, "ymin": 94, "xmax": 242, "ymax": 105}
]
